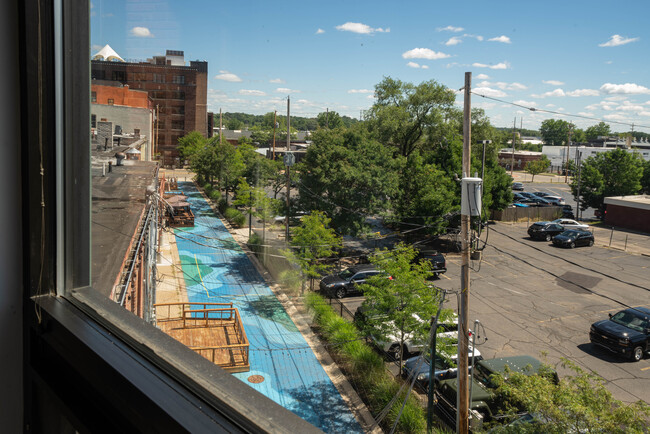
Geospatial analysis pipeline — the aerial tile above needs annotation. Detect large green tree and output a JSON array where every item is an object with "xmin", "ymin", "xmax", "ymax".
[
  {"xmin": 585, "ymin": 122, "xmax": 611, "ymax": 141},
  {"xmin": 540, "ymin": 119, "xmax": 573, "ymax": 146},
  {"xmin": 316, "ymin": 110, "xmax": 343, "ymax": 129},
  {"xmin": 367, "ymin": 76, "xmax": 456, "ymax": 157},
  {"xmin": 642, "ymin": 159, "xmax": 650, "ymax": 194},
  {"xmin": 299, "ymin": 127, "xmax": 401, "ymax": 234},
  {"xmin": 570, "ymin": 149, "xmax": 644, "ymax": 212},
  {"xmin": 177, "ymin": 130, "xmax": 207, "ymax": 162}
]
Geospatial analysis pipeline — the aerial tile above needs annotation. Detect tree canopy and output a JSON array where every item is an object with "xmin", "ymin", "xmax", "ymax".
[
  {"xmin": 525, "ymin": 155, "xmax": 550, "ymax": 182},
  {"xmin": 585, "ymin": 122, "xmax": 611, "ymax": 141},
  {"xmin": 316, "ymin": 110, "xmax": 343, "ymax": 129},
  {"xmin": 540, "ymin": 119, "xmax": 574, "ymax": 146}
]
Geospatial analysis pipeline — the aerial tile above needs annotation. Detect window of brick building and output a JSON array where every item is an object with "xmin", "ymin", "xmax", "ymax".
[
  {"xmin": 172, "ymin": 75, "xmax": 185, "ymax": 84},
  {"xmin": 171, "ymin": 120, "xmax": 185, "ymax": 130},
  {"xmin": 107, "ymin": 98, "xmax": 114, "ymax": 105},
  {"xmin": 91, "ymin": 91, "xmax": 96, "ymax": 102},
  {"xmin": 153, "ymin": 73, "xmax": 165, "ymax": 83}
]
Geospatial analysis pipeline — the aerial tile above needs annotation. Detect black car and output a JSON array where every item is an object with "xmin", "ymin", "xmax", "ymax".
[
  {"xmin": 527, "ymin": 222, "xmax": 565, "ymax": 241},
  {"xmin": 561, "ymin": 205, "xmax": 574, "ymax": 218},
  {"xmin": 590, "ymin": 307, "xmax": 650, "ymax": 362},
  {"xmin": 414, "ymin": 247, "xmax": 446, "ymax": 278},
  {"xmin": 319, "ymin": 264, "xmax": 381, "ymax": 298},
  {"xmin": 552, "ymin": 230, "xmax": 594, "ymax": 248}
]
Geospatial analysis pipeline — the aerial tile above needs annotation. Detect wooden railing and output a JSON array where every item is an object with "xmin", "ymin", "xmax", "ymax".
[{"xmin": 154, "ymin": 302, "xmax": 250, "ymax": 371}]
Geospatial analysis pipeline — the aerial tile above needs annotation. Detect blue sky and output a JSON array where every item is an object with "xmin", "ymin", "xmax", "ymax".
[{"xmin": 91, "ymin": 0, "xmax": 650, "ymax": 132}]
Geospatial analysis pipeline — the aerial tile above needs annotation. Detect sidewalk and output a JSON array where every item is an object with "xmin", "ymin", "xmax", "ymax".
[{"xmin": 510, "ymin": 170, "xmax": 571, "ymax": 184}]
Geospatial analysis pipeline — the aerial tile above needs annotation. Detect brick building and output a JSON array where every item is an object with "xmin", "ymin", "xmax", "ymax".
[
  {"xmin": 91, "ymin": 47, "xmax": 208, "ymax": 166},
  {"xmin": 603, "ymin": 195, "xmax": 650, "ymax": 233}
]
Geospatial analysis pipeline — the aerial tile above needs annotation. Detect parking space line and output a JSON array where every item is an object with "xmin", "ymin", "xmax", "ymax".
[
  {"xmin": 440, "ymin": 273, "xmax": 451, "ymax": 280},
  {"xmin": 641, "ymin": 366, "xmax": 650, "ymax": 371}
]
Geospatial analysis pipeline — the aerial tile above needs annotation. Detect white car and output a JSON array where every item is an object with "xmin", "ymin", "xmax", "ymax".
[
  {"xmin": 543, "ymin": 196, "xmax": 565, "ymax": 206},
  {"xmin": 551, "ymin": 218, "xmax": 589, "ymax": 230}
]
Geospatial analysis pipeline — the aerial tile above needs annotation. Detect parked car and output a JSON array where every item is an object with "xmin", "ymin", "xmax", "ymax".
[
  {"xmin": 590, "ymin": 307, "xmax": 650, "ymax": 362},
  {"xmin": 550, "ymin": 218, "xmax": 589, "ymax": 230},
  {"xmin": 561, "ymin": 205, "xmax": 574, "ymax": 218},
  {"xmin": 514, "ymin": 198, "xmax": 539, "ymax": 206},
  {"xmin": 527, "ymin": 222, "xmax": 566, "ymax": 241},
  {"xmin": 512, "ymin": 182, "xmax": 524, "ymax": 191},
  {"xmin": 519, "ymin": 192, "xmax": 539, "ymax": 199},
  {"xmin": 512, "ymin": 202, "xmax": 530, "ymax": 207},
  {"xmin": 532, "ymin": 191, "xmax": 550, "ymax": 197},
  {"xmin": 414, "ymin": 247, "xmax": 447, "ymax": 278},
  {"xmin": 513, "ymin": 192, "xmax": 525, "ymax": 201},
  {"xmin": 528, "ymin": 197, "xmax": 553, "ymax": 207},
  {"xmin": 402, "ymin": 346, "xmax": 483, "ymax": 392},
  {"xmin": 436, "ymin": 356, "xmax": 557, "ymax": 424},
  {"xmin": 319, "ymin": 264, "xmax": 381, "ymax": 298},
  {"xmin": 542, "ymin": 196, "xmax": 565, "ymax": 206},
  {"xmin": 552, "ymin": 230, "xmax": 594, "ymax": 248}
]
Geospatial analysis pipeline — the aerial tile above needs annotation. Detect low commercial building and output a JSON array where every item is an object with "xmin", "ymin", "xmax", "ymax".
[{"xmin": 603, "ymin": 195, "xmax": 650, "ymax": 233}]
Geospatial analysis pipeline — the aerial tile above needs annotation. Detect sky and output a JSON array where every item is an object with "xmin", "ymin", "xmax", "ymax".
[{"xmin": 91, "ymin": 0, "xmax": 650, "ymax": 132}]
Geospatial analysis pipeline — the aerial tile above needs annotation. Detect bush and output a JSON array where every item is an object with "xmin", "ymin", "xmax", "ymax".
[
  {"xmin": 209, "ymin": 189, "xmax": 221, "ymax": 201},
  {"xmin": 304, "ymin": 292, "xmax": 428, "ymax": 433},
  {"xmin": 248, "ymin": 232, "xmax": 263, "ymax": 254},
  {"xmin": 203, "ymin": 182, "xmax": 213, "ymax": 192},
  {"xmin": 217, "ymin": 198, "xmax": 228, "ymax": 214},
  {"xmin": 224, "ymin": 207, "xmax": 246, "ymax": 228}
]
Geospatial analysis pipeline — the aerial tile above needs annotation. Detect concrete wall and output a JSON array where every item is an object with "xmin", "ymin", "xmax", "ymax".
[{"xmin": 92, "ymin": 104, "xmax": 153, "ymax": 160}]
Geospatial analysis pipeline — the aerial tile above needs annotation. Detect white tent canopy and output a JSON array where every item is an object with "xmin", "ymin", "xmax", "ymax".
[{"xmin": 92, "ymin": 44, "xmax": 124, "ymax": 62}]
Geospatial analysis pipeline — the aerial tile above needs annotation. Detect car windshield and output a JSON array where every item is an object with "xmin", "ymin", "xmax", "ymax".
[
  {"xmin": 338, "ymin": 269, "xmax": 355, "ymax": 280},
  {"xmin": 473, "ymin": 364, "xmax": 494, "ymax": 388},
  {"xmin": 611, "ymin": 311, "xmax": 649, "ymax": 333},
  {"xmin": 559, "ymin": 230, "xmax": 578, "ymax": 237}
]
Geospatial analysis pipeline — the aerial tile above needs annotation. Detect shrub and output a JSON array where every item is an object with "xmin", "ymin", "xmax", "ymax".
[
  {"xmin": 217, "ymin": 198, "xmax": 228, "ymax": 214},
  {"xmin": 224, "ymin": 207, "xmax": 246, "ymax": 228},
  {"xmin": 203, "ymin": 182, "xmax": 212, "ymax": 192},
  {"xmin": 248, "ymin": 232, "xmax": 263, "ymax": 254},
  {"xmin": 209, "ymin": 189, "xmax": 221, "ymax": 201}
]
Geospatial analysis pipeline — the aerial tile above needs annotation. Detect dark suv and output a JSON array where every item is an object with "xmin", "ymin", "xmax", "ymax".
[
  {"xmin": 319, "ymin": 264, "xmax": 380, "ymax": 298},
  {"xmin": 590, "ymin": 307, "xmax": 650, "ymax": 362},
  {"xmin": 527, "ymin": 222, "xmax": 565, "ymax": 241},
  {"xmin": 414, "ymin": 247, "xmax": 446, "ymax": 278}
]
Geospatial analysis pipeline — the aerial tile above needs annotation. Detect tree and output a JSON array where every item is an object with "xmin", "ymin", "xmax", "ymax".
[
  {"xmin": 284, "ymin": 211, "xmax": 341, "ymax": 291},
  {"xmin": 540, "ymin": 119, "xmax": 573, "ymax": 146},
  {"xmin": 525, "ymin": 156, "xmax": 550, "ymax": 182},
  {"xmin": 177, "ymin": 131, "xmax": 207, "ymax": 162},
  {"xmin": 226, "ymin": 118, "xmax": 243, "ymax": 130},
  {"xmin": 367, "ymin": 76, "xmax": 456, "ymax": 157},
  {"xmin": 233, "ymin": 178, "xmax": 280, "ymax": 223},
  {"xmin": 570, "ymin": 149, "xmax": 644, "ymax": 212},
  {"xmin": 642, "ymin": 159, "xmax": 650, "ymax": 194},
  {"xmin": 585, "ymin": 122, "xmax": 611, "ymax": 141},
  {"xmin": 316, "ymin": 110, "xmax": 343, "ymax": 129},
  {"xmin": 490, "ymin": 359, "xmax": 650, "ymax": 433},
  {"xmin": 299, "ymin": 127, "xmax": 401, "ymax": 234},
  {"xmin": 358, "ymin": 243, "xmax": 449, "ymax": 367}
]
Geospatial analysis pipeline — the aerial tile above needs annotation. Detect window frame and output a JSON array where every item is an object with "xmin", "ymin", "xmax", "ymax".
[{"xmin": 20, "ymin": 1, "xmax": 320, "ymax": 432}]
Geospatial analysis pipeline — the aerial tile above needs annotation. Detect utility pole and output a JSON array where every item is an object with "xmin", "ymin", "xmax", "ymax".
[
  {"xmin": 286, "ymin": 96, "xmax": 291, "ymax": 241},
  {"xmin": 272, "ymin": 110, "xmax": 277, "ymax": 160},
  {"xmin": 457, "ymin": 71, "xmax": 472, "ymax": 434},
  {"xmin": 564, "ymin": 126, "xmax": 572, "ymax": 183},
  {"xmin": 510, "ymin": 117, "xmax": 516, "ymax": 176},
  {"xmin": 576, "ymin": 151, "xmax": 582, "ymax": 220}
]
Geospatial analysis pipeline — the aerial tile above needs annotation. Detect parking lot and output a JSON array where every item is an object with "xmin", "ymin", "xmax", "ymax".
[{"xmin": 341, "ymin": 222, "xmax": 650, "ymax": 404}]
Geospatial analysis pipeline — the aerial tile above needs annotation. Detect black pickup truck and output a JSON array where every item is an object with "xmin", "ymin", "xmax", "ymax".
[
  {"xmin": 590, "ymin": 307, "xmax": 650, "ymax": 362},
  {"xmin": 414, "ymin": 247, "xmax": 446, "ymax": 278}
]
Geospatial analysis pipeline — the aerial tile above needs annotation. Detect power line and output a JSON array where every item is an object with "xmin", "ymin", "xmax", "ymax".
[{"xmin": 471, "ymin": 91, "xmax": 650, "ymax": 131}]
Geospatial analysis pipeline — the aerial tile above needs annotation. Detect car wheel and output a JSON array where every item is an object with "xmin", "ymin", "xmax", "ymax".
[
  {"xmin": 545, "ymin": 234, "xmax": 552, "ymax": 242},
  {"xmin": 570, "ymin": 242, "xmax": 576, "ymax": 249},
  {"xmin": 388, "ymin": 344, "xmax": 404, "ymax": 361},
  {"xmin": 631, "ymin": 346, "xmax": 644, "ymax": 362},
  {"xmin": 433, "ymin": 272, "xmax": 439, "ymax": 279},
  {"xmin": 588, "ymin": 239, "xmax": 594, "ymax": 247},
  {"xmin": 334, "ymin": 287, "xmax": 346, "ymax": 299}
]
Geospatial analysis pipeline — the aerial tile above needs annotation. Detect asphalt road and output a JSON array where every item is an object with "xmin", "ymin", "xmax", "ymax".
[{"xmin": 341, "ymin": 222, "xmax": 650, "ymax": 404}]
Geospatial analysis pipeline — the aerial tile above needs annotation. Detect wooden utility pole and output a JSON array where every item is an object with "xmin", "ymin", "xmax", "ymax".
[
  {"xmin": 457, "ymin": 71, "xmax": 472, "ymax": 434},
  {"xmin": 564, "ymin": 126, "xmax": 572, "ymax": 183},
  {"xmin": 510, "ymin": 117, "xmax": 516, "ymax": 176},
  {"xmin": 272, "ymin": 110, "xmax": 277, "ymax": 159},
  {"xmin": 285, "ymin": 97, "xmax": 291, "ymax": 241}
]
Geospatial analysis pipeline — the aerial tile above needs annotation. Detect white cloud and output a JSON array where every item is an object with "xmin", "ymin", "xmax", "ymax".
[
  {"xmin": 422, "ymin": 65, "xmax": 429, "ymax": 69},
  {"xmin": 335, "ymin": 22, "xmax": 389, "ymax": 34},
  {"xmin": 543, "ymin": 80, "xmax": 564, "ymax": 86},
  {"xmin": 566, "ymin": 89, "xmax": 599, "ymax": 97},
  {"xmin": 130, "ymin": 26, "xmax": 153, "ymax": 38},
  {"xmin": 276, "ymin": 87, "xmax": 301, "ymax": 94},
  {"xmin": 600, "ymin": 83, "xmax": 650, "ymax": 95},
  {"xmin": 92, "ymin": 44, "xmax": 104, "ymax": 51},
  {"xmin": 513, "ymin": 100, "xmax": 537, "ymax": 107},
  {"xmin": 348, "ymin": 89, "xmax": 373, "ymax": 94},
  {"xmin": 605, "ymin": 60, "xmax": 613, "ymax": 64},
  {"xmin": 269, "ymin": 78, "xmax": 285, "ymax": 84},
  {"xmin": 605, "ymin": 96, "xmax": 627, "ymax": 102},
  {"xmin": 488, "ymin": 35, "xmax": 511, "ymax": 44},
  {"xmin": 214, "ymin": 71, "xmax": 242, "ymax": 82},
  {"xmin": 472, "ymin": 62, "xmax": 509, "ymax": 70},
  {"xmin": 531, "ymin": 88, "xmax": 566, "ymax": 98},
  {"xmin": 603, "ymin": 113, "xmax": 627, "ymax": 121},
  {"xmin": 316, "ymin": 28, "xmax": 325, "ymax": 34},
  {"xmin": 473, "ymin": 87, "xmax": 507, "ymax": 98},
  {"xmin": 615, "ymin": 104, "xmax": 644, "ymax": 112},
  {"xmin": 578, "ymin": 112, "xmax": 594, "ymax": 117},
  {"xmin": 639, "ymin": 111, "xmax": 650, "ymax": 117},
  {"xmin": 367, "ymin": 94, "xmax": 375, "ymax": 99},
  {"xmin": 402, "ymin": 48, "xmax": 451, "ymax": 60},
  {"xmin": 238, "ymin": 89, "xmax": 266, "ymax": 96},
  {"xmin": 445, "ymin": 37, "xmax": 463, "ymax": 46},
  {"xmin": 585, "ymin": 101, "xmax": 617, "ymax": 111},
  {"xmin": 478, "ymin": 81, "xmax": 526, "ymax": 90},
  {"xmin": 476, "ymin": 73, "xmax": 490, "ymax": 80},
  {"xmin": 546, "ymin": 104, "xmax": 555, "ymax": 107},
  {"xmin": 438, "ymin": 25, "xmax": 464, "ymax": 32},
  {"xmin": 599, "ymin": 34, "xmax": 639, "ymax": 47}
]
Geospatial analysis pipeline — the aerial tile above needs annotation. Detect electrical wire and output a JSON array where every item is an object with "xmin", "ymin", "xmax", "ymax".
[{"xmin": 471, "ymin": 91, "xmax": 650, "ymax": 131}]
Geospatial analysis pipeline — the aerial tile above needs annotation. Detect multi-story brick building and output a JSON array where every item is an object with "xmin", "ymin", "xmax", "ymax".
[{"xmin": 92, "ymin": 47, "xmax": 208, "ymax": 166}]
